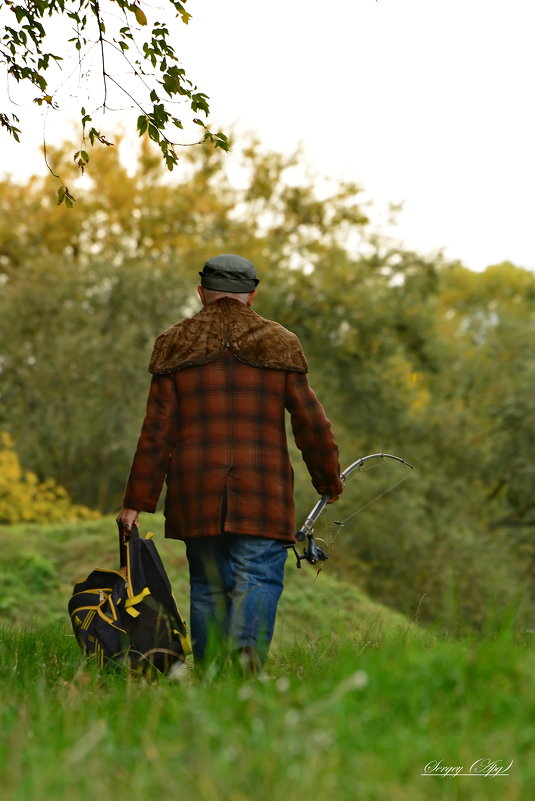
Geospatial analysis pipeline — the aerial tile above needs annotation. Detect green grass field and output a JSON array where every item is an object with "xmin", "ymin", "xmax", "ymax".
[{"xmin": 0, "ymin": 518, "xmax": 533, "ymax": 800}]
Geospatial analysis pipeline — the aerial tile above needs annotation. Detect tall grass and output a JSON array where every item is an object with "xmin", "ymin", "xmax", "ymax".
[
  {"xmin": 0, "ymin": 622, "xmax": 532, "ymax": 801},
  {"xmin": 1, "ymin": 517, "xmax": 532, "ymax": 800}
]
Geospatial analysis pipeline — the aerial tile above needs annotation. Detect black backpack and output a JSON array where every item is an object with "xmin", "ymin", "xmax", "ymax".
[{"xmin": 68, "ymin": 523, "xmax": 190, "ymax": 675}]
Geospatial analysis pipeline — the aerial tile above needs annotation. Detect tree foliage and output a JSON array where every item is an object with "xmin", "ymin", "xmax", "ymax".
[
  {"xmin": 0, "ymin": 0, "xmax": 228, "ymax": 203},
  {"xmin": 1, "ymin": 137, "xmax": 534, "ymax": 630}
]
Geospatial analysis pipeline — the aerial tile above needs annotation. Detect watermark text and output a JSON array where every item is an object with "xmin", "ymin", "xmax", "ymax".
[{"xmin": 422, "ymin": 758, "xmax": 513, "ymax": 777}]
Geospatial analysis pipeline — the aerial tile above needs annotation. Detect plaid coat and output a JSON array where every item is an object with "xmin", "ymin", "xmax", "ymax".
[{"xmin": 123, "ymin": 299, "xmax": 343, "ymax": 543}]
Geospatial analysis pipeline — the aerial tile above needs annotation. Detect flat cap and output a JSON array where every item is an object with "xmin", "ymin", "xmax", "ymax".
[{"xmin": 199, "ymin": 254, "xmax": 259, "ymax": 292}]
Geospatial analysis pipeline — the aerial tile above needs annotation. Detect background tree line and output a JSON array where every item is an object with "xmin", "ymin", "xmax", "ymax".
[{"xmin": 1, "ymin": 137, "xmax": 534, "ymax": 630}]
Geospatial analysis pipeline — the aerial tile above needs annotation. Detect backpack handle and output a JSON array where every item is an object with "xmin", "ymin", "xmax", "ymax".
[{"xmin": 117, "ymin": 520, "xmax": 139, "ymax": 570}]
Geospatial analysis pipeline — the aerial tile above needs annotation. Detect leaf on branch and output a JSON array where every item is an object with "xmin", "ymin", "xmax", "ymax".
[
  {"xmin": 13, "ymin": 5, "xmax": 27, "ymax": 24},
  {"xmin": 202, "ymin": 130, "xmax": 230, "ymax": 152},
  {"xmin": 158, "ymin": 139, "xmax": 178, "ymax": 170},
  {"xmin": 191, "ymin": 92, "xmax": 210, "ymax": 115},
  {"xmin": 81, "ymin": 108, "xmax": 92, "ymax": 130},
  {"xmin": 4, "ymin": 0, "xmax": 228, "ymax": 186},
  {"xmin": 33, "ymin": 95, "xmax": 56, "ymax": 107},
  {"xmin": 57, "ymin": 185, "xmax": 76, "ymax": 208},
  {"xmin": 174, "ymin": 1, "xmax": 192, "ymax": 24},
  {"xmin": 215, "ymin": 133, "xmax": 230, "ymax": 152},
  {"xmin": 0, "ymin": 112, "xmax": 21, "ymax": 142},
  {"xmin": 131, "ymin": 5, "xmax": 148, "ymax": 26},
  {"xmin": 147, "ymin": 123, "xmax": 160, "ymax": 142},
  {"xmin": 137, "ymin": 115, "xmax": 148, "ymax": 135},
  {"xmin": 73, "ymin": 149, "xmax": 90, "ymax": 174},
  {"xmin": 88, "ymin": 127, "xmax": 114, "ymax": 147}
]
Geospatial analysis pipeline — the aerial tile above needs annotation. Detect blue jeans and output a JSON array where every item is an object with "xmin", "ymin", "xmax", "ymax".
[{"xmin": 185, "ymin": 534, "xmax": 287, "ymax": 665}]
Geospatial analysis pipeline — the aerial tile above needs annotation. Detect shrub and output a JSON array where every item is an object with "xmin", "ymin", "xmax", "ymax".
[{"xmin": 0, "ymin": 433, "xmax": 98, "ymax": 524}]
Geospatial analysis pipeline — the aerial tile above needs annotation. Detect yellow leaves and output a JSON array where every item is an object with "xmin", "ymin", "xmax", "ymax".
[
  {"xmin": 382, "ymin": 359, "xmax": 431, "ymax": 413},
  {"xmin": 178, "ymin": 8, "xmax": 192, "ymax": 25},
  {"xmin": 410, "ymin": 371, "xmax": 430, "ymax": 411},
  {"xmin": 0, "ymin": 433, "xmax": 98, "ymax": 525},
  {"xmin": 131, "ymin": 4, "xmax": 147, "ymax": 26},
  {"xmin": 0, "ymin": 436, "xmax": 23, "ymax": 484},
  {"xmin": 33, "ymin": 95, "xmax": 56, "ymax": 107}
]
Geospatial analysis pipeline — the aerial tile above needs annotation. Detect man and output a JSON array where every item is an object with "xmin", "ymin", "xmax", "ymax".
[{"xmin": 117, "ymin": 254, "xmax": 343, "ymax": 675}]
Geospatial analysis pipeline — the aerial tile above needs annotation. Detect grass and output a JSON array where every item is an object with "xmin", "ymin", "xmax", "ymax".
[
  {"xmin": 0, "ymin": 515, "xmax": 411, "ymax": 640},
  {"xmin": 0, "ymin": 517, "xmax": 533, "ymax": 800}
]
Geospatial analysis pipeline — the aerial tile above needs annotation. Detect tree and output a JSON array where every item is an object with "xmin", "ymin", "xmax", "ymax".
[
  {"xmin": 0, "ymin": 135, "xmax": 371, "ymax": 509},
  {"xmin": 0, "ymin": 0, "xmax": 228, "ymax": 204},
  {"xmin": 1, "ymin": 136, "xmax": 534, "ymax": 630}
]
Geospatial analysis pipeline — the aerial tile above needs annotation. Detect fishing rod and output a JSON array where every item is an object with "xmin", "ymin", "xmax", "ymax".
[{"xmin": 287, "ymin": 452, "xmax": 414, "ymax": 568}]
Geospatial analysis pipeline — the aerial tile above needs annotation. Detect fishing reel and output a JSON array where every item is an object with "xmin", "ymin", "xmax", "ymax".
[
  {"xmin": 285, "ymin": 488, "xmax": 335, "ymax": 568},
  {"xmin": 285, "ymin": 530, "xmax": 330, "ymax": 568}
]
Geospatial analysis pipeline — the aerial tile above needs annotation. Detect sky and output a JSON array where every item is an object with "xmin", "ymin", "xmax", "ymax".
[{"xmin": 2, "ymin": 0, "xmax": 535, "ymax": 272}]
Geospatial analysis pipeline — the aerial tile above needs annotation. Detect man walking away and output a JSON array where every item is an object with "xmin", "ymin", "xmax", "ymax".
[{"xmin": 117, "ymin": 254, "xmax": 343, "ymax": 675}]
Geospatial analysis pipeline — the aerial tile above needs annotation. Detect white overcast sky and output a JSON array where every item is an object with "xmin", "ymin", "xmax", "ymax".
[{"xmin": 2, "ymin": 0, "xmax": 535, "ymax": 272}]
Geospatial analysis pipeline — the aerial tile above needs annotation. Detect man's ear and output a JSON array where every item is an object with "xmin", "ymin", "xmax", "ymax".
[
  {"xmin": 246, "ymin": 289, "xmax": 257, "ymax": 307},
  {"xmin": 197, "ymin": 286, "xmax": 206, "ymax": 306}
]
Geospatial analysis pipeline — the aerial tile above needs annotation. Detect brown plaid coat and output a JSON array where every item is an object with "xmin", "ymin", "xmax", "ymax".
[{"xmin": 123, "ymin": 299, "xmax": 343, "ymax": 543}]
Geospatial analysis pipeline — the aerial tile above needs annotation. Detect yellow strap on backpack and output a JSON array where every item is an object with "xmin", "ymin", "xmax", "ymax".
[{"xmin": 124, "ymin": 586, "xmax": 151, "ymax": 617}]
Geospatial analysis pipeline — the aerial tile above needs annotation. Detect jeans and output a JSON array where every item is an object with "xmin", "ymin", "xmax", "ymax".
[{"xmin": 185, "ymin": 534, "xmax": 288, "ymax": 665}]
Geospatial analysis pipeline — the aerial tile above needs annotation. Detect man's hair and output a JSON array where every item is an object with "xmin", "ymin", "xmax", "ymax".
[{"xmin": 202, "ymin": 288, "xmax": 253, "ymax": 304}]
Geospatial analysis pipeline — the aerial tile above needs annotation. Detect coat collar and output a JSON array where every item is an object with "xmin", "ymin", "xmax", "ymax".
[{"xmin": 149, "ymin": 297, "xmax": 308, "ymax": 374}]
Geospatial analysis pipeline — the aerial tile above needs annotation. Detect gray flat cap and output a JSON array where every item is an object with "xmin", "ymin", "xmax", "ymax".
[{"xmin": 199, "ymin": 254, "xmax": 259, "ymax": 292}]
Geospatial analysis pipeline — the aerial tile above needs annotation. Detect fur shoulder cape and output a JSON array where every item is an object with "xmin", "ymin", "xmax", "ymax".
[{"xmin": 148, "ymin": 297, "xmax": 308, "ymax": 375}]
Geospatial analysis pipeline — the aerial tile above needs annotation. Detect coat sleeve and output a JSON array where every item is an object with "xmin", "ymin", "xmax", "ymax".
[
  {"xmin": 122, "ymin": 374, "xmax": 178, "ymax": 512},
  {"xmin": 285, "ymin": 372, "xmax": 343, "ymax": 498}
]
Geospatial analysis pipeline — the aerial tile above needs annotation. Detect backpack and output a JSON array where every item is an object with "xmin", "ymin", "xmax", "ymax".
[{"xmin": 68, "ymin": 523, "xmax": 191, "ymax": 675}]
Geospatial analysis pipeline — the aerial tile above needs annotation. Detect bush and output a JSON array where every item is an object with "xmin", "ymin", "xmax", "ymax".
[{"xmin": 0, "ymin": 433, "xmax": 98, "ymax": 524}]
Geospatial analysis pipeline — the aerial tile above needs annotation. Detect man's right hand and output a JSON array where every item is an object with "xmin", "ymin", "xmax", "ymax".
[{"xmin": 116, "ymin": 508, "xmax": 139, "ymax": 536}]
